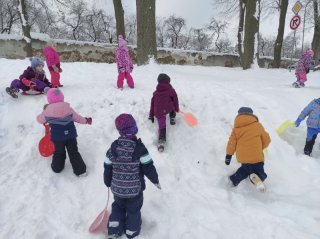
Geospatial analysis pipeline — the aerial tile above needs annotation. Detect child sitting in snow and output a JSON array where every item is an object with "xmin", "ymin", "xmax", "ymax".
[
  {"xmin": 148, "ymin": 73, "xmax": 179, "ymax": 146},
  {"xmin": 292, "ymin": 48, "xmax": 314, "ymax": 88},
  {"xmin": 6, "ymin": 57, "xmax": 51, "ymax": 98},
  {"xmin": 225, "ymin": 107, "xmax": 271, "ymax": 189},
  {"xmin": 115, "ymin": 35, "xmax": 134, "ymax": 89},
  {"xmin": 37, "ymin": 88, "xmax": 92, "ymax": 177},
  {"xmin": 295, "ymin": 98, "xmax": 320, "ymax": 156},
  {"xmin": 43, "ymin": 40, "xmax": 63, "ymax": 88},
  {"xmin": 104, "ymin": 113, "xmax": 160, "ymax": 239}
]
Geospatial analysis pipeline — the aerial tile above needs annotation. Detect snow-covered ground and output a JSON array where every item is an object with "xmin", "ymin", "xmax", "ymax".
[{"xmin": 0, "ymin": 59, "xmax": 320, "ymax": 239}]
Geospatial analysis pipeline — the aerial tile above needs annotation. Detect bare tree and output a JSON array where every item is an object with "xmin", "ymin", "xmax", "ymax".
[
  {"xmin": 312, "ymin": 0, "xmax": 320, "ymax": 65},
  {"xmin": 273, "ymin": 0, "xmax": 289, "ymax": 68},
  {"xmin": 208, "ymin": 17, "xmax": 227, "ymax": 52},
  {"xmin": 156, "ymin": 17, "xmax": 166, "ymax": 47},
  {"xmin": 18, "ymin": 0, "xmax": 32, "ymax": 56},
  {"xmin": 113, "ymin": 0, "xmax": 125, "ymax": 38},
  {"xmin": 192, "ymin": 28, "xmax": 211, "ymax": 51},
  {"xmin": 0, "ymin": 0, "xmax": 20, "ymax": 34},
  {"xmin": 165, "ymin": 15, "xmax": 185, "ymax": 48},
  {"xmin": 215, "ymin": 37, "xmax": 233, "ymax": 53},
  {"xmin": 136, "ymin": 0, "xmax": 157, "ymax": 65},
  {"xmin": 125, "ymin": 14, "xmax": 137, "ymax": 45}
]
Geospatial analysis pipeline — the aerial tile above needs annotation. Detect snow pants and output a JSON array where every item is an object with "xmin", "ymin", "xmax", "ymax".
[
  {"xmin": 10, "ymin": 79, "xmax": 48, "ymax": 92},
  {"xmin": 304, "ymin": 127, "xmax": 320, "ymax": 155},
  {"xmin": 51, "ymin": 138, "xmax": 86, "ymax": 176},
  {"xmin": 108, "ymin": 193, "xmax": 143, "ymax": 239},
  {"xmin": 230, "ymin": 162, "xmax": 267, "ymax": 187},
  {"xmin": 296, "ymin": 72, "xmax": 307, "ymax": 83},
  {"xmin": 50, "ymin": 71, "xmax": 61, "ymax": 88},
  {"xmin": 156, "ymin": 111, "xmax": 176, "ymax": 130},
  {"xmin": 117, "ymin": 72, "xmax": 134, "ymax": 89}
]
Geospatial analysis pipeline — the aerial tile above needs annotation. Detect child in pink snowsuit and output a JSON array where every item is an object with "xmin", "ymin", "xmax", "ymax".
[
  {"xmin": 115, "ymin": 35, "xmax": 134, "ymax": 89},
  {"xmin": 293, "ymin": 48, "xmax": 314, "ymax": 88},
  {"xmin": 43, "ymin": 41, "xmax": 63, "ymax": 88}
]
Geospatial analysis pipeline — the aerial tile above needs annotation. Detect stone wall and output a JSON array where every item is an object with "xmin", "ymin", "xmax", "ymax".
[{"xmin": 0, "ymin": 37, "xmax": 296, "ymax": 68}]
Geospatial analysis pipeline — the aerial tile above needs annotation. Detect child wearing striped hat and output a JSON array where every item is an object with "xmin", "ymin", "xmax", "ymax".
[{"xmin": 104, "ymin": 113, "xmax": 160, "ymax": 239}]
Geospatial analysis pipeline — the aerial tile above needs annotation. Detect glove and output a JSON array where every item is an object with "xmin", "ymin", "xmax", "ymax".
[
  {"xmin": 86, "ymin": 117, "xmax": 92, "ymax": 125},
  {"xmin": 43, "ymin": 104, "xmax": 49, "ymax": 110},
  {"xmin": 21, "ymin": 78, "xmax": 35, "ymax": 89},
  {"xmin": 306, "ymin": 68, "xmax": 310, "ymax": 74},
  {"xmin": 295, "ymin": 119, "xmax": 302, "ymax": 127},
  {"xmin": 225, "ymin": 155, "xmax": 232, "ymax": 165},
  {"xmin": 59, "ymin": 68, "xmax": 63, "ymax": 73},
  {"xmin": 154, "ymin": 183, "xmax": 161, "ymax": 190},
  {"xmin": 148, "ymin": 116, "xmax": 154, "ymax": 123}
]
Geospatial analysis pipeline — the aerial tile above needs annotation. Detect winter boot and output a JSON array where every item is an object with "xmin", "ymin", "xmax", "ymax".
[
  {"xmin": 249, "ymin": 173, "xmax": 266, "ymax": 192},
  {"xmin": 169, "ymin": 112, "xmax": 176, "ymax": 125},
  {"xmin": 158, "ymin": 128, "xmax": 166, "ymax": 152},
  {"xmin": 6, "ymin": 87, "xmax": 18, "ymax": 98},
  {"xmin": 304, "ymin": 136, "xmax": 316, "ymax": 156}
]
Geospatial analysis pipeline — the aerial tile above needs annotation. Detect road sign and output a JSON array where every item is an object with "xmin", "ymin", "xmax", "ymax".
[
  {"xmin": 290, "ymin": 15, "xmax": 301, "ymax": 30},
  {"xmin": 292, "ymin": 1, "xmax": 303, "ymax": 15}
]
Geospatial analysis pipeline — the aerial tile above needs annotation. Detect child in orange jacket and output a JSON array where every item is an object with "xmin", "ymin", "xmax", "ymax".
[{"xmin": 225, "ymin": 107, "xmax": 271, "ymax": 189}]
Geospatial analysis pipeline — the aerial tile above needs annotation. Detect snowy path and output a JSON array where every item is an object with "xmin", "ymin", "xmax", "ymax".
[{"xmin": 0, "ymin": 59, "xmax": 320, "ymax": 239}]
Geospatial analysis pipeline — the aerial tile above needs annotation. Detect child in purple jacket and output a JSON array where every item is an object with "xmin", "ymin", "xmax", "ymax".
[
  {"xmin": 6, "ymin": 57, "xmax": 51, "ymax": 98},
  {"xmin": 115, "ymin": 35, "xmax": 134, "ymax": 89},
  {"xmin": 149, "ymin": 74, "xmax": 180, "ymax": 146},
  {"xmin": 292, "ymin": 48, "xmax": 314, "ymax": 88}
]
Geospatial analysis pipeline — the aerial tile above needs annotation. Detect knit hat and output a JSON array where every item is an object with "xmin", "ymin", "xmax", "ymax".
[
  {"xmin": 238, "ymin": 107, "xmax": 253, "ymax": 115},
  {"xmin": 30, "ymin": 57, "xmax": 44, "ymax": 68},
  {"xmin": 47, "ymin": 88, "xmax": 64, "ymax": 104},
  {"xmin": 306, "ymin": 48, "xmax": 314, "ymax": 57},
  {"xmin": 118, "ymin": 35, "xmax": 127, "ymax": 48},
  {"xmin": 157, "ymin": 73, "xmax": 171, "ymax": 83},
  {"xmin": 115, "ymin": 114, "xmax": 138, "ymax": 136}
]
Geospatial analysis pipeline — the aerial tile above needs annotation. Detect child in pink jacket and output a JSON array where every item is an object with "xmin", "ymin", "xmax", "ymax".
[
  {"xmin": 43, "ymin": 41, "xmax": 63, "ymax": 88},
  {"xmin": 37, "ymin": 88, "xmax": 92, "ymax": 176},
  {"xmin": 115, "ymin": 35, "xmax": 134, "ymax": 89}
]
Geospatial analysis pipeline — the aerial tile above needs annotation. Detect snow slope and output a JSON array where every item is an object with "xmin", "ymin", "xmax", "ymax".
[{"xmin": 0, "ymin": 59, "xmax": 320, "ymax": 239}]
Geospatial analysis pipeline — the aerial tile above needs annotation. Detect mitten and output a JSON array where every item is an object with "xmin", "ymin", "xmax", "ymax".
[
  {"xmin": 148, "ymin": 115, "xmax": 154, "ymax": 123},
  {"xmin": 295, "ymin": 118, "xmax": 302, "ymax": 127},
  {"xmin": 225, "ymin": 155, "xmax": 232, "ymax": 165},
  {"xmin": 154, "ymin": 183, "xmax": 161, "ymax": 190},
  {"xmin": 86, "ymin": 117, "xmax": 92, "ymax": 125}
]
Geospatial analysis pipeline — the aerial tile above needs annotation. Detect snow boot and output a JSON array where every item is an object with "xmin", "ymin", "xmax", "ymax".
[
  {"xmin": 304, "ymin": 136, "xmax": 316, "ymax": 156},
  {"xmin": 6, "ymin": 87, "xmax": 18, "ymax": 98},
  {"xmin": 158, "ymin": 128, "xmax": 166, "ymax": 152},
  {"xmin": 249, "ymin": 173, "xmax": 266, "ymax": 192},
  {"xmin": 169, "ymin": 112, "xmax": 176, "ymax": 125}
]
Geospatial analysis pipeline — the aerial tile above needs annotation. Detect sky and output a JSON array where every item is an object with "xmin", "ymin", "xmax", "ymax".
[{"xmin": 92, "ymin": 0, "xmax": 314, "ymax": 46}]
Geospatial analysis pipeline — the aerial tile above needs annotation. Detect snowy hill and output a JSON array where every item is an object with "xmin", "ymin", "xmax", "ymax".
[{"xmin": 0, "ymin": 59, "xmax": 320, "ymax": 239}]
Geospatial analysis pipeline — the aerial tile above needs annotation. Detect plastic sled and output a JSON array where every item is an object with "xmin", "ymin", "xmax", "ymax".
[
  {"xmin": 276, "ymin": 120, "xmax": 295, "ymax": 135},
  {"xmin": 38, "ymin": 124, "xmax": 55, "ymax": 157},
  {"xmin": 180, "ymin": 111, "xmax": 198, "ymax": 127},
  {"xmin": 22, "ymin": 90, "xmax": 42, "ymax": 96},
  {"xmin": 89, "ymin": 189, "xmax": 110, "ymax": 234}
]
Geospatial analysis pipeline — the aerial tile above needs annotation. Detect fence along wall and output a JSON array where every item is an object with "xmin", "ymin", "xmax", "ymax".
[{"xmin": 0, "ymin": 36, "xmax": 294, "ymax": 68}]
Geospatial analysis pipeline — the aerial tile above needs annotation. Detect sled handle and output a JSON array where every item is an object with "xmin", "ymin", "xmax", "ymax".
[{"xmin": 43, "ymin": 123, "xmax": 50, "ymax": 134}]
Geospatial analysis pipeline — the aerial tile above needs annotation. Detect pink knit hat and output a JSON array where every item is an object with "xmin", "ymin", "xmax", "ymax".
[
  {"xmin": 118, "ymin": 35, "xmax": 127, "ymax": 48},
  {"xmin": 47, "ymin": 88, "xmax": 64, "ymax": 104}
]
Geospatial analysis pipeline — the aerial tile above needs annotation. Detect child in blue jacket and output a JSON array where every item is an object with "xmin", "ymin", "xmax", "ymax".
[
  {"xmin": 104, "ymin": 114, "xmax": 160, "ymax": 239},
  {"xmin": 295, "ymin": 98, "xmax": 320, "ymax": 155}
]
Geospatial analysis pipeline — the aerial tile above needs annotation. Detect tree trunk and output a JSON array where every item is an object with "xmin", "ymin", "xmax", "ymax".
[
  {"xmin": 237, "ymin": 0, "xmax": 246, "ymax": 66},
  {"xmin": 273, "ymin": 0, "xmax": 289, "ymax": 68},
  {"xmin": 113, "ymin": 0, "xmax": 125, "ymax": 38},
  {"xmin": 136, "ymin": 0, "xmax": 157, "ymax": 65},
  {"xmin": 312, "ymin": 0, "xmax": 320, "ymax": 66},
  {"xmin": 18, "ymin": 0, "xmax": 32, "ymax": 57},
  {"xmin": 242, "ymin": 0, "xmax": 259, "ymax": 70}
]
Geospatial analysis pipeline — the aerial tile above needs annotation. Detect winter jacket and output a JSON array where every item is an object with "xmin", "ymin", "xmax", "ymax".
[
  {"xmin": 43, "ymin": 47, "xmax": 61, "ymax": 72},
  {"xmin": 19, "ymin": 67, "xmax": 50, "ymax": 86},
  {"xmin": 226, "ymin": 114, "xmax": 271, "ymax": 164},
  {"xmin": 149, "ymin": 82, "xmax": 179, "ymax": 118},
  {"xmin": 115, "ymin": 47, "xmax": 133, "ymax": 73},
  {"xmin": 296, "ymin": 50, "xmax": 313, "ymax": 74},
  {"xmin": 297, "ymin": 99, "xmax": 320, "ymax": 129},
  {"xmin": 37, "ymin": 102, "xmax": 87, "ymax": 141},
  {"xmin": 104, "ymin": 137, "xmax": 159, "ymax": 198}
]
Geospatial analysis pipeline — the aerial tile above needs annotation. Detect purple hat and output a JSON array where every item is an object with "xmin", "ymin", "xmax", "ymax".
[
  {"xmin": 118, "ymin": 35, "xmax": 127, "ymax": 48},
  {"xmin": 115, "ymin": 114, "xmax": 138, "ymax": 136}
]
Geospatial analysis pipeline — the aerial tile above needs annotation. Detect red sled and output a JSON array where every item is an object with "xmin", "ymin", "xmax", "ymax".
[{"xmin": 38, "ymin": 124, "xmax": 55, "ymax": 157}]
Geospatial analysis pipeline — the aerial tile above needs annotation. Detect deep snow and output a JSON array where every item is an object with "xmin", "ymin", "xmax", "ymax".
[{"xmin": 0, "ymin": 59, "xmax": 320, "ymax": 239}]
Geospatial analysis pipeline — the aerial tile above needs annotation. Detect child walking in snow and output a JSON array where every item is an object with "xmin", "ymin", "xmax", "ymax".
[
  {"xmin": 6, "ymin": 57, "xmax": 51, "ymax": 98},
  {"xmin": 43, "ymin": 40, "xmax": 63, "ymax": 88},
  {"xmin": 37, "ymin": 88, "xmax": 92, "ymax": 177},
  {"xmin": 149, "ymin": 74, "xmax": 179, "ymax": 150},
  {"xmin": 225, "ymin": 107, "xmax": 271, "ymax": 190},
  {"xmin": 104, "ymin": 113, "xmax": 160, "ymax": 239},
  {"xmin": 115, "ymin": 35, "xmax": 134, "ymax": 89},
  {"xmin": 292, "ymin": 48, "xmax": 314, "ymax": 88},
  {"xmin": 295, "ymin": 98, "xmax": 320, "ymax": 156}
]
